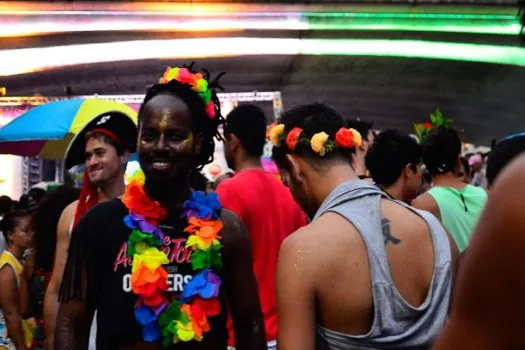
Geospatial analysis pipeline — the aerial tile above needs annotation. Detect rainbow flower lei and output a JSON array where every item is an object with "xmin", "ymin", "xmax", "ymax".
[{"xmin": 122, "ymin": 170, "xmax": 223, "ymax": 346}]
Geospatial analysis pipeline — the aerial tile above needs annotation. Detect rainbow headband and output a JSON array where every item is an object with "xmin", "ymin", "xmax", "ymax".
[
  {"xmin": 267, "ymin": 123, "xmax": 362, "ymax": 156},
  {"xmin": 159, "ymin": 66, "xmax": 217, "ymax": 119}
]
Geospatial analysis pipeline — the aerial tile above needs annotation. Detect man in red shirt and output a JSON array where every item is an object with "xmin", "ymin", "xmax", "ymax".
[{"xmin": 217, "ymin": 104, "xmax": 307, "ymax": 350}]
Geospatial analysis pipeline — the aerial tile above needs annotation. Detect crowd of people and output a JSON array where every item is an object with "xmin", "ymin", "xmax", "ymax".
[{"xmin": 0, "ymin": 62, "xmax": 524, "ymax": 350}]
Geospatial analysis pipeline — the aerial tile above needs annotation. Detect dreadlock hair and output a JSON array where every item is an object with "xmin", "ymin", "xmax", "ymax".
[
  {"xmin": 272, "ymin": 103, "xmax": 353, "ymax": 172},
  {"xmin": 422, "ymin": 126, "xmax": 462, "ymax": 176},
  {"xmin": 32, "ymin": 185, "xmax": 80, "ymax": 272},
  {"xmin": 138, "ymin": 63, "xmax": 225, "ymax": 170}
]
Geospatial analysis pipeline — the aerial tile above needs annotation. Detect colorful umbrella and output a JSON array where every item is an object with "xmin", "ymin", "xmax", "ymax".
[{"xmin": 0, "ymin": 98, "xmax": 137, "ymax": 159}]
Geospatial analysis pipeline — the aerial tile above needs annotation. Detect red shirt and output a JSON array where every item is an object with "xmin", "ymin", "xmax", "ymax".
[{"xmin": 217, "ymin": 168, "xmax": 307, "ymax": 344}]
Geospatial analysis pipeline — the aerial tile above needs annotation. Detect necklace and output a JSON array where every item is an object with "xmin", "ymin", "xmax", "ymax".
[{"xmin": 122, "ymin": 170, "xmax": 223, "ymax": 346}]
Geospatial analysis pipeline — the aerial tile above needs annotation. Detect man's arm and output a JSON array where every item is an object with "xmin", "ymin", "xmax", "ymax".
[
  {"xmin": 44, "ymin": 201, "xmax": 77, "ymax": 349},
  {"xmin": 54, "ymin": 202, "xmax": 97, "ymax": 350},
  {"xmin": 55, "ymin": 295, "xmax": 94, "ymax": 350},
  {"xmin": 0, "ymin": 266, "xmax": 27, "ymax": 350},
  {"xmin": 276, "ymin": 229, "xmax": 316, "ymax": 350},
  {"xmin": 433, "ymin": 155, "xmax": 525, "ymax": 349},
  {"xmin": 411, "ymin": 193, "xmax": 441, "ymax": 221},
  {"xmin": 221, "ymin": 209, "xmax": 266, "ymax": 350}
]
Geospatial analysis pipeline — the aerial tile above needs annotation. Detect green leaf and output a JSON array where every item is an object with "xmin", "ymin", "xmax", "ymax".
[
  {"xmin": 191, "ymin": 245, "xmax": 223, "ymax": 270},
  {"xmin": 159, "ymin": 301, "xmax": 181, "ymax": 329}
]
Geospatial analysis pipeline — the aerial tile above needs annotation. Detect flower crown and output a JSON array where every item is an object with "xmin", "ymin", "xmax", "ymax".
[
  {"xmin": 159, "ymin": 65, "xmax": 224, "ymax": 120},
  {"xmin": 414, "ymin": 108, "xmax": 453, "ymax": 143},
  {"xmin": 266, "ymin": 122, "xmax": 362, "ymax": 156}
]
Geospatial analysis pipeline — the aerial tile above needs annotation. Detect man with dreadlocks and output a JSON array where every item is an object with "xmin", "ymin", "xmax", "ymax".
[
  {"xmin": 44, "ymin": 111, "xmax": 137, "ymax": 349},
  {"xmin": 271, "ymin": 103, "xmax": 459, "ymax": 349},
  {"xmin": 55, "ymin": 64, "xmax": 266, "ymax": 350}
]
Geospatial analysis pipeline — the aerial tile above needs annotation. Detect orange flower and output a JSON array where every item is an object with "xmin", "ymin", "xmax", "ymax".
[
  {"xmin": 286, "ymin": 127, "xmax": 302, "ymax": 151},
  {"xmin": 131, "ymin": 265, "xmax": 168, "ymax": 299},
  {"xmin": 122, "ymin": 181, "xmax": 167, "ymax": 223},
  {"xmin": 184, "ymin": 217, "xmax": 223, "ymax": 244},
  {"xmin": 335, "ymin": 128, "xmax": 355, "ymax": 148}
]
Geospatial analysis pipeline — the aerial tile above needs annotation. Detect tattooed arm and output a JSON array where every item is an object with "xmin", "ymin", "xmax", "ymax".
[{"xmin": 221, "ymin": 209, "xmax": 267, "ymax": 350}]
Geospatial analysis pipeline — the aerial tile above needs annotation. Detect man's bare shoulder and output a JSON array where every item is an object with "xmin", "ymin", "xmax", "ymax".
[
  {"xmin": 61, "ymin": 200, "xmax": 79, "ymax": 219},
  {"xmin": 57, "ymin": 200, "xmax": 78, "ymax": 233},
  {"xmin": 281, "ymin": 212, "xmax": 362, "ymax": 262}
]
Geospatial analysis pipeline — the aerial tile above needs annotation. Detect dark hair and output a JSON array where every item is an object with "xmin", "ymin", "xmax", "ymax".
[
  {"xmin": 422, "ymin": 127, "xmax": 462, "ymax": 176},
  {"xmin": 1, "ymin": 211, "xmax": 30, "ymax": 245},
  {"xmin": 190, "ymin": 171, "xmax": 209, "ymax": 192},
  {"xmin": 460, "ymin": 157, "xmax": 470, "ymax": 176},
  {"xmin": 346, "ymin": 119, "xmax": 374, "ymax": 141},
  {"xmin": 0, "ymin": 195, "xmax": 13, "ymax": 215},
  {"xmin": 486, "ymin": 133, "xmax": 525, "ymax": 186},
  {"xmin": 85, "ymin": 131, "xmax": 126, "ymax": 156},
  {"xmin": 225, "ymin": 104, "xmax": 266, "ymax": 157},
  {"xmin": 138, "ymin": 64, "xmax": 225, "ymax": 170},
  {"xmin": 32, "ymin": 186, "xmax": 80, "ymax": 271},
  {"xmin": 366, "ymin": 130, "xmax": 422, "ymax": 187},
  {"xmin": 272, "ymin": 103, "xmax": 351, "ymax": 171}
]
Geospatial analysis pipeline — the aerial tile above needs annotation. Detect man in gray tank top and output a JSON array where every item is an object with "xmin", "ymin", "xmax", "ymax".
[{"xmin": 271, "ymin": 103, "xmax": 460, "ymax": 350}]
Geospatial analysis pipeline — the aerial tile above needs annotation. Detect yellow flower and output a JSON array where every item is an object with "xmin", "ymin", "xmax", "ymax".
[
  {"xmin": 175, "ymin": 321, "xmax": 196, "ymax": 342},
  {"xmin": 310, "ymin": 132, "xmax": 329, "ymax": 154},
  {"xmin": 269, "ymin": 124, "xmax": 285, "ymax": 146},
  {"xmin": 349, "ymin": 128, "xmax": 362, "ymax": 148},
  {"xmin": 132, "ymin": 247, "xmax": 169, "ymax": 273},
  {"xmin": 186, "ymin": 235, "xmax": 220, "ymax": 251}
]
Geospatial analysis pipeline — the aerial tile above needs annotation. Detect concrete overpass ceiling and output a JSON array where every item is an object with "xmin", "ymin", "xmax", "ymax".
[{"xmin": 1, "ymin": 1, "xmax": 524, "ymax": 145}]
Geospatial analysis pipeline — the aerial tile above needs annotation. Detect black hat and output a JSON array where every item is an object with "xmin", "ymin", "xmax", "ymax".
[
  {"xmin": 20, "ymin": 188, "xmax": 47, "ymax": 213},
  {"xmin": 65, "ymin": 111, "xmax": 137, "ymax": 169}
]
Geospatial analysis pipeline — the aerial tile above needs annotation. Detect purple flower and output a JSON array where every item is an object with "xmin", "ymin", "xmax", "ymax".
[
  {"xmin": 124, "ymin": 212, "xmax": 164, "ymax": 241},
  {"xmin": 181, "ymin": 268, "xmax": 221, "ymax": 303}
]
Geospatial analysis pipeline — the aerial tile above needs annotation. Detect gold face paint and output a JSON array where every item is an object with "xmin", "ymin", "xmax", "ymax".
[{"xmin": 159, "ymin": 108, "xmax": 171, "ymax": 132}]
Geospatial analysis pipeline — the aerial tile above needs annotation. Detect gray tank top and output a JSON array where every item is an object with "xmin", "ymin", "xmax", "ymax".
[{"xmin": 314, "ymin": 180, "xmax": 452, "ymax": 350}]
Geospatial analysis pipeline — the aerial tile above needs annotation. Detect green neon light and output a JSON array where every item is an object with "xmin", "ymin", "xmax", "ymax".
[
  {"xmin": 305, "ymin": 12, "xmax": 518, "ymax": 20},
  {"xmin": 304, "ymin": 12, "xmax": 522, "ymax": 35},
  {"xmin": 302, "ymin": 39, "xmax": 525, "ymax": 67}
]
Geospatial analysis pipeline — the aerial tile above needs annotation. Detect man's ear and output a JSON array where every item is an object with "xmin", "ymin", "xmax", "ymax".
[
  {"xmin": 227, "ymin": 134, "xmax": 241, "ymax": 153},
  {"xmin": 286, "ymin": 153, "xmax": 303, "ymax": 183}
]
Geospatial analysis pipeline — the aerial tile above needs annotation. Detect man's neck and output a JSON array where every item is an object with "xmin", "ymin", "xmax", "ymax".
[
  {"xmin": 144, "ymin": 178, "xmax": 192, "ymax": 210},
  {"xmin": 382, "ymin": 181, "xmax": 404, "ymax": 202},
  {"xmin": 98, "ymin": 173, "xmax": 126, "ymax": 202},
  {"xmin": 308, "ymin": 164, "xmax": 359, "ymax": 212},
  {"xmin": 432, "ymin": 172, "xmax": 467, "ymax": 190},
  {"xmin": 235, "ymin": 157, "xmax": 263, "ymax": 173}
]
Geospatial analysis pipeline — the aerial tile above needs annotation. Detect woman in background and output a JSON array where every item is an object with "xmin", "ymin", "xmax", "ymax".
[
  {"xmin": 0, "ymin": 211, "xmax": 33, "ymax": 350},
  {"xmin": 23, "ymin": 186, "xmax": 79, "ymax": 349}
]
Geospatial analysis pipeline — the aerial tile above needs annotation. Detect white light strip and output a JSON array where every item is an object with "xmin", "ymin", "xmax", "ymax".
[
  {"xmin": 0, "ymin": 17, "xmax": 308, "ymax": 37},
  {"xmin": 2, "ymin": 37, "xmax": 525, "ymax": 76}
]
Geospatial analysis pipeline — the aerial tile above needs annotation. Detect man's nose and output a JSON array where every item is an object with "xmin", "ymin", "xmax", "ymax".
[{"xmin": 154, "ymin": 135, "xmax": 168, "ymax": 151}]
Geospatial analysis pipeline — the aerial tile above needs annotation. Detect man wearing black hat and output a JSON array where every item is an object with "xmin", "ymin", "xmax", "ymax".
[{"xmin": 44, "ymin": 111, "xmax": 137, "ymax": 349}]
